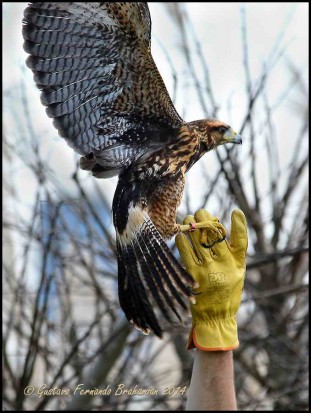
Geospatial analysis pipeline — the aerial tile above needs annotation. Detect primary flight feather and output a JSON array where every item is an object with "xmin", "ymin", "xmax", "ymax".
[{"xmin": 22, "ymin": 2, "xmax": 242, "ymax": 337}]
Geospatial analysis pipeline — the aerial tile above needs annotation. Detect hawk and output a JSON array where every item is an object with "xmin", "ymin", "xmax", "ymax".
[{"xmin": 22, "ymin": 2, "xmax": 242, "ymax": 337}]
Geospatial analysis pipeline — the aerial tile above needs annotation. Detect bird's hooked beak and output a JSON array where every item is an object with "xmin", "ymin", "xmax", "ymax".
[{"xmin": 222, "ymin": 128, "xmax": 242, "ymax": 145}]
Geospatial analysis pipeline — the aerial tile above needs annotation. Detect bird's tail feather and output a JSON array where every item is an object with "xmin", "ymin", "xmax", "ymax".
[
  {"xmin": 133, "ymin": 237, "xmax": 179, "ymax": 324},
  {"xmin": 116, "ymin": 240, "xmax": 161, "ymax": 336},
  {"xmin": 143, "ymin": 220, "xmax": 193, "ymax": 299},
  {"xmin": 116, "ymin": 209, "xmax": 194, "ymax": 338},
  {"xmin": 139, "ymin": 225, "xmax": 189, "ymax": 312}
]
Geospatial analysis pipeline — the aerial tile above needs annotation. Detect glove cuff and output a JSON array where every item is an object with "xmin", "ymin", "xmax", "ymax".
[{"xmin": 187, "ymin": 316, "xmax": 239, "ymax": 351}]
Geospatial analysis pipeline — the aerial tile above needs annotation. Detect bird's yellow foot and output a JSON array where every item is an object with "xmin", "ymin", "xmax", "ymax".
[{"xmin": 178, "ymin": 218, "xmax": 227, "ymax": 248}]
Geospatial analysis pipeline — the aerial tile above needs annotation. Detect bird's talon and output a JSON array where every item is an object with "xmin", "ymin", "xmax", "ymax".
[{"xmin": 201, "ymin": 235, "xmax": 226, "ymax": 249}]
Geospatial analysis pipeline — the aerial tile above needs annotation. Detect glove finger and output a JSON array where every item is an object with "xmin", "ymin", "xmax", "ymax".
[
  {"xmin": 183, "ymin": 214, "xmax": 211, "ymax": 262},
  {"xmin": 175, "ymin": 233, "xmax": 200, "ymax": 270},
  {"xmin": 230, "ymin": 209, "xmax": 248, "ymax": 255},
  {"xmin": 194, "ymin": 209, "xmax": 214, "ymax": 221},
  {"xmin": 194, "ymin": 209, "xmax": 228, "ymax": 258},
  {"xmin": 183, "ymin": 214, "xmax": 196, "ymax": 226}
]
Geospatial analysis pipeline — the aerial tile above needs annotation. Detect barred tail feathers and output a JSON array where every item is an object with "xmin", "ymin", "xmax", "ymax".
[
  {"xmin": 116, "ymin": 205, "xmax": 194, "ymax": 337},
  {"xmin": 116, "ymin": 240, "xmax": 157, "ymax": 335}
]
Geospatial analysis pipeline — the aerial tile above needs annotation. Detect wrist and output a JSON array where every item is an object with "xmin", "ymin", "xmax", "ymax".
[{"xmin": 187, "ymin": 315, "xmax": 239, "ymax": 351}]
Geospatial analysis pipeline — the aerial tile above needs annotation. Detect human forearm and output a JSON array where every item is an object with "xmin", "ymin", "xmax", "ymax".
[{"xmin": 186, "ymin": 350, "xmax": 237, "ymax": 411}]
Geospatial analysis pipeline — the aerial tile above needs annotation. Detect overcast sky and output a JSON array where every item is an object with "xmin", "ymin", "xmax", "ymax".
[{"xmin": 3, "ymin": 2, "xmax": 308, "ymax": 217}]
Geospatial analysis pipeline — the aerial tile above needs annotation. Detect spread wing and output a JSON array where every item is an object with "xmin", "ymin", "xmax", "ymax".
[{"xmin": 23, "ymin": 2, "xmax": 185, "ymax": 173}]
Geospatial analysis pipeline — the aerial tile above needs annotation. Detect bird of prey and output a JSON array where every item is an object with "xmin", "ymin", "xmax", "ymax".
[{"xmin": 22, "ymin": 2, "xmax": 242, "ymax": 337}]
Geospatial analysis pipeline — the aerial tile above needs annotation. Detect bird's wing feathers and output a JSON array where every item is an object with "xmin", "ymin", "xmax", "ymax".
[{"xmin": 23, "ymin": 2, "xmax": 185, "ymax": 167}]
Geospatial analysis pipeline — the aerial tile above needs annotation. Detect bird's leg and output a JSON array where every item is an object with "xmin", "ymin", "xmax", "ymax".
[{"xmin": 178, "ymin": 219, "xmax": 227, "ymax": 247}]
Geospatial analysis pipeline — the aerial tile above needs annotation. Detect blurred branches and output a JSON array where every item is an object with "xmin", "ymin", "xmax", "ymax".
[
  {"xmin": 3, "ymin": 2, "xmax": 308, "ymax": 411},
  {"xmin": 167, "ymin": 3, "xmax": 308, "ymax": 410}
]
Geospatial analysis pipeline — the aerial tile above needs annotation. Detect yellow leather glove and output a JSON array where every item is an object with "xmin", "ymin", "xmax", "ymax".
[{"xmin": 176, "ymin": 209, "xmax": 247, "ymax": 351}]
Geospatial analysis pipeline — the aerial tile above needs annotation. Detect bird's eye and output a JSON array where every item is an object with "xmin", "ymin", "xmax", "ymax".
[{"xmin": 218, "ymin": 127, "xmax": 227, "ymax": 134}]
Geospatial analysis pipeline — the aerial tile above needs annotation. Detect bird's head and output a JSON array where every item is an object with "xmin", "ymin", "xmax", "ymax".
[{"xmin": 189, "ymin": 119, "xmax": 242, "ymax": 152}]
